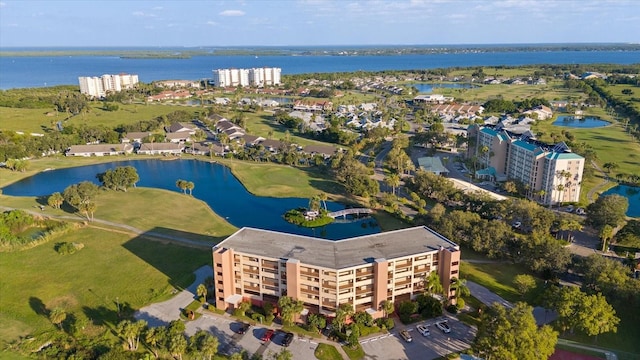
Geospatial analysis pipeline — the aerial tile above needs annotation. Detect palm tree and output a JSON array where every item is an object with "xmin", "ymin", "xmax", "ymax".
[
  {"xmin": 385, "ymin": 173, "xmax": 401, "ymax": 197},
  {"xmin": 317, "ymin": 192, "xmax": 328, "ymax": 212},
  {"xmin": 176, "ymin": 179, "xmax": 187, "ymax": 194},
  {"xmin": 380, "ymin": 300, "xmax": 394, "ymax": 319},
  {"xmin": 196, "ymin": 283, "xmax": 207, "ymax": 304},
  {"xmin": 424, "ymin": 271, "xmax": 444, "ymax": 297},
  {"xmin": 49, "ymin": 308, "xmax": 67, "ymax": 330},
  {"xmin": 450, "ymin": 277, "xmax": 470, "ymax": 304},
  {"xmin": 186, "ymin": 181, "xmax": 195, "ymax": 196}
]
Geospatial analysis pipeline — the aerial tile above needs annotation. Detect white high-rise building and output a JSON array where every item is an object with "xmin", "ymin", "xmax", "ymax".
[
  {"xmin": 212, "ymin": 67, "xmax": 281, "ymax": 87},
  {"xmin": 78, "ymin": 73, "xmax": 139, "ymax": 98}
]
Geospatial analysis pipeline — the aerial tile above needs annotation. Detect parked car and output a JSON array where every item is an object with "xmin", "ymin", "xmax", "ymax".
[
  {"xmin": 399, "ymin": 329, "xmax": 413, "ymax": 343},
  {"xmin": 261, "ymin": 329, "xmax": 275, "ymax": 342},
  {"xmin": 237, "ymin": 323, "xmax": 250, "ymax": 335},
  {"xmin": 512, "ymin": 221, "xmax": 522, "ymax": 229},
  {"xmin": 576, "ymin": 207, "xmax": 586, "ymax": 215},
  {"xmin": 435, "ymin": 320, "xmax": 451, "ymax": 334},
  {"xmin": 416, "ymin": 324, "xmax": 430, "ymax": 336},
  {"xmin": 282, "ymin": 332, "xmax": 294, "ymax": 347},
  {"xmin": 565, "ymin": 205, "xmax": 575, "ymax": 213}
]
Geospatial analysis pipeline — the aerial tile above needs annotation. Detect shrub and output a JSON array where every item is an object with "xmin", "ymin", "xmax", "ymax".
[
  {"xmin": 265, "ymin": 314, "xmax": 275, "ymax": 324},
  {"xmin": 375, "ymin": 317, "xmax": 395, "ymax": 330},
  {"xmin": 446, "ymin": 304, "xmax": 458, "ymax": 314},
  {"xmin": 251, "ymin": 313, "xmax": 265, "ymax": 323},
  {"xmin": 55, "ymin": 242, "xmax": 84, "ymax": 255},
  {"xmin": 456, "ymin": 298, "xmax": 466, "ymax": 311}
]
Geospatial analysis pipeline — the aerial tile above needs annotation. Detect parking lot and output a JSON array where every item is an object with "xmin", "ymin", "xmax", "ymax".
[
  {"xmin": 360, "ymin": 316, "xmax": 476, "ymax": 360},
  {"xmin": 184, "ymin": 314, "xmax": 320, "ymax": 359}
]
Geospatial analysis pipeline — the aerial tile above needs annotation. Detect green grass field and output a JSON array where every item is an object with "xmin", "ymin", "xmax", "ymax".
[
  {"xmin": 0, "ymin": 103, "xmax": 198, "ymax": 133},
  {"xmin": 219, "ymin": 159, "xmax": 344, "ymax": 198},
  {"xmin": 314, "ymin": 343, "xmax": 343, "ymax": 360},
  {"xmin": 533, "ymin": 118, "xmax": 640, "ymax": 188},
  {"xmin": 0, "ymin": 227, "xmax": 211, "ymax": 345}
]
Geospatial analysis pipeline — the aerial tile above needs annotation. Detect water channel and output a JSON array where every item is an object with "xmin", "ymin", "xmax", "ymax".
[{"xmin": 1, "ymin": 159, "xmax": 380, "ymax": 240}]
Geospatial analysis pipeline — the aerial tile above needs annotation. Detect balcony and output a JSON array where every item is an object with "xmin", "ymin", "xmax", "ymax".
[
  {"xmin": 322, "ymin": 281, "xmax": 337, "ymax": 290},
  {"xmin": 339, "ymin": 282, "xmax": 353, "ymax": 290},
  {"xmin": 394, "ymin": 277, "xmax": 412, "ymax": 287},
  {"xmin": 242, "ymin": 266, "xmax": 259, "ymax": 275},
  {"xmin": 243, "ymin": 283, "xmax": 260, "ymax": 292}
]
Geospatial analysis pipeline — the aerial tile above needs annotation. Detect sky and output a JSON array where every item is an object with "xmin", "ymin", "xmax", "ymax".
[{"xmin": 0, "ymin": 0, "xmax": 639, "ymax": 47}]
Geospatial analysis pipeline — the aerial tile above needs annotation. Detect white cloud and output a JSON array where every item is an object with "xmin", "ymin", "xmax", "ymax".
[
  {"xmin": 0, "ymin": 2, "xmax": 6, "ymax": 7},
  {"xmin": 219, "ymin": 9, "xmax": 245, "ymax": 16},
  {"xmin": 206, "ymin": 20, "xmax": 218, "ymax": 26},
  {"xmin": 132, "ymin": 11, "xmax": 157, "ymax": 17},
  {"xmin": 152, "ymin": 6, "xmax": 163, "ymax": 10}
]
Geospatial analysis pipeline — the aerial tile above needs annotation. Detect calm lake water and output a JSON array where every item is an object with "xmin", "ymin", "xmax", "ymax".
[
  {"xmin": 414, "ymin": 83, "xmax": 476, "ymax": 93},
  {"xmin": 1, "ymin": 159, "xmax": 380, "ymax": 239},
  {"xmin": 602, "ymin": 185, "xmax": 640, "ymax": 218},
  {"xmin": 552, "ymin": 116, "xmax": 610, "ymax": 128},
  {"xmin": 2, "ymin": 50, "xmax": 640, "ymax": 89}
]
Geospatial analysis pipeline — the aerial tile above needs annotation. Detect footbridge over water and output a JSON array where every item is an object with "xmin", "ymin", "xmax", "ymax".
[{"xmin": 327, "ymin": 208, "xmax": 373, "ymax": 219}]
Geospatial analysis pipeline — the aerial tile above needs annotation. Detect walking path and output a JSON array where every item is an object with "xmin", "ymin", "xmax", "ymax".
[
  {"xmin": 466, "ymin": 280, "xmax": 558, "ymax": 326},
  {"xmin": 0, "ymin": 206, "xmax": 214, "ymax": 249},
  {"xmin": 587, "ymin": 160, "xmax": 610, "ymax": 203}
]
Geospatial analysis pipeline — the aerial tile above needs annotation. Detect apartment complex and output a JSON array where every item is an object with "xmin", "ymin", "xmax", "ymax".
[
  {"xmin": 211, "ymin": 67, "xmax": 281, "ymax": 87},
  {"xmin": 212, "ymin": 226, "xmax": 460, "ymax": 319},
  {"xmin": 78, "ymin": 73, "xmax": 139, "ymax": 98},
  {"xmin": 468, "ymin": 125, "xmax": 585, "ymax": 205}
]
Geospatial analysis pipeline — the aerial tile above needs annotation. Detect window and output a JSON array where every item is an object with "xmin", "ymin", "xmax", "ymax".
[{"xmin": 452, "ymin": 261, "xmax": 459, "ymax": 266}]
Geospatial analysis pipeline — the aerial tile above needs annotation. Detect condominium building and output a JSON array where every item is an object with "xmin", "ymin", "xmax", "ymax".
[
  {"xmin": 468, "ymin": 125, "xmax": 585, "ymax": 205},
  {"xmin": 78, "ymin": 73, "xmax": 139, "ymax": 98},
  {"xmin": 211, "ymin": 67, "xmax": 281, "ymax": 87},
  {"xmin": 212, "ymin": 226, "xmax": 460, "ymax": 319}
]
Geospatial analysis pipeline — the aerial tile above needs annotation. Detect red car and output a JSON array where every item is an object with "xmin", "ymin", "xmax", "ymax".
[{"xmin": 261, "ymin": 329, "xmax": 275, "ymax": 342}]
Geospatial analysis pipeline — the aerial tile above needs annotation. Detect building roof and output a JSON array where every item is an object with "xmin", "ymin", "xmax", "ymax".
[
  {"xmin": 67, "ymin": 143, "xmax": 132, "ymax": 154},
  {"xmin": 418, "ymin": 157, "xmax": 449, "ymax": 174},
  {"xmin": 215, "ymin": 226, "xmax": 459, "ymax": 269}
]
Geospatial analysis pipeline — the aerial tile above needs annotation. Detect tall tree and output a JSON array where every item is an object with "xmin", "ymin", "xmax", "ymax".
[
  {"xmin": 116, "ymin": 319, "xmax": 147, "ymax": 351},
  {"xmin": 278, "ymin": 296, "xmax": 304, "ymax": 326},
  {"xmin": 513, "ymin": 274, "xmax": 536, "ymax": 297},
  {"xmin": 189, "ymin": 329, "xmax": 218, "ymax": 360},
  {"xmin": 62, "ymin": 181, "xmax": 99, "ymax": 220},
  {"xmin": 385, "ymin": 173, "xmax": 401, "ymax": 196},
  {"xmin": 185, "ymin": 181, "xmax": 195, "ymax": 196},
  {"xmin": 577, "ymin": 292, "xmax": 619, "ymax": 342},
  {"xmin": 196, "ymin": 283, "xmax": 207, "ymax": 304},
  {"xmin": 473, "ymin": 302, "xmax": 557, "ymax": 360},
  {"xmin": 49, "ymin": 308, "xmax": 67, "ymax": 330},
  {"xmin": 176, "ymin": 179, "xmax": 187, "ymax": 194},
  {"xmin": 424, "ymin": 271, "xmax": 444, "ymax": 297},
  {"xmin": 47, "ymin": 192, "xmax": 64, "ymax": 209},
  {"xmin": 380, "ymin": 300, "xmax": 394, "ymax": 319},
  {"xmin": 586, "ymin": 194, "xmax": 629, "ymax": 230}
]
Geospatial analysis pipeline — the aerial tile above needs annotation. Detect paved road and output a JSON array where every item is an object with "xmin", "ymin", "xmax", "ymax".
[
  {"xmin": 134, "ymin": 265, "xmax": 212, "ymax": 326},
  {"xmin": 466, "ymin": 280, "xmax": 557, "ymax": 326}
]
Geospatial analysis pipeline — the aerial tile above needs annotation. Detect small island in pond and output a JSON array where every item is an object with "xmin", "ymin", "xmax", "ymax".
[{"xmin": 284, "ymin": 194, "xmax": 333, "ymax": 228}]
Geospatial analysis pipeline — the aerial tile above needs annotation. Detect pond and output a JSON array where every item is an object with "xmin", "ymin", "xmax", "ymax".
[
  {"xmin": 414, "ymin": 83, "xmax": 477, "ymax": 93},
  {"xmin": 601, "ymin": 185, "xmax": 640, "ymax": 218},
  {"xmin": 1, "ymin": 159, "xmax": 379, "ymax": 239},
  {"xmin": 552, "ymin": 116, "xmax": 610, "ymax": 128}
]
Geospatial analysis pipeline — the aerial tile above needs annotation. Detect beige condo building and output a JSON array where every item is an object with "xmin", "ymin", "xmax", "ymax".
[
  {"xmin": 212, "ymin": 226, "xmax": 460, "ymax": 319},
  {"xmin": 469, "ymin": 125, "xmax": 585, "ymax": 205}
]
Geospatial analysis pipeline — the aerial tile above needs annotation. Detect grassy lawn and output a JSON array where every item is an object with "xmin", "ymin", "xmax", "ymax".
[
  {"xmin": 342, "ymin": 344, "xmax": 365, "ymax": 360},
  {"xmin": 314, "ymin": 343, "xmax": 343, "ymax": 360},
  {"xmin": 282, "ymin": 323, "xmax": 323, "ymax": 339},
  {"xmin": 0, "ymin": 186, "xmax": 237, "ymax": 243},
  {"xmin": 0, "ymin": 103, "xmax": 197, "ymax": 133},
  {"xmin": 460, "ymin": 261, "xmax": 545, "ymax": 305},
  {"xmin": 219, "ymin": 159, "xmax": 344, "ymax": 198},
  {"xmin": 0, "ymin": 226, "xmax": 211, "ymax": 345}
]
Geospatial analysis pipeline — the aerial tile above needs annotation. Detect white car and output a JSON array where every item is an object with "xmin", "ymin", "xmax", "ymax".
[
  {"xmin": 576, "ymin": 208, "xmax": 586, "ymax": 215},
  {"xmin": 512, "ymin": 221, "xmax": 522, "ymax": 229},
  {"xmin": 416, "ymin": 324, "xmax": 430, "ymax": 336},
  {"xmin": 435, "ymin": 320, "xmax": 451, "ymax": 334}
]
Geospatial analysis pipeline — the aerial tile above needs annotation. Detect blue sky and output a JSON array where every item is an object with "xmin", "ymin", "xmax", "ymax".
[{"xmin": 1, "ymin": 0, "xmax": 638, "ymax": 47}]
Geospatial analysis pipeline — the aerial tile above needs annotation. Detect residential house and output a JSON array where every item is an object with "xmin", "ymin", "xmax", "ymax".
[
  {"xmin": 66, "ymin": 143, "xmax": 133, "ymax": 157},
  {"xmin": 137, "ymin": 142, "xmax": 184, "ymax": 155}
]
